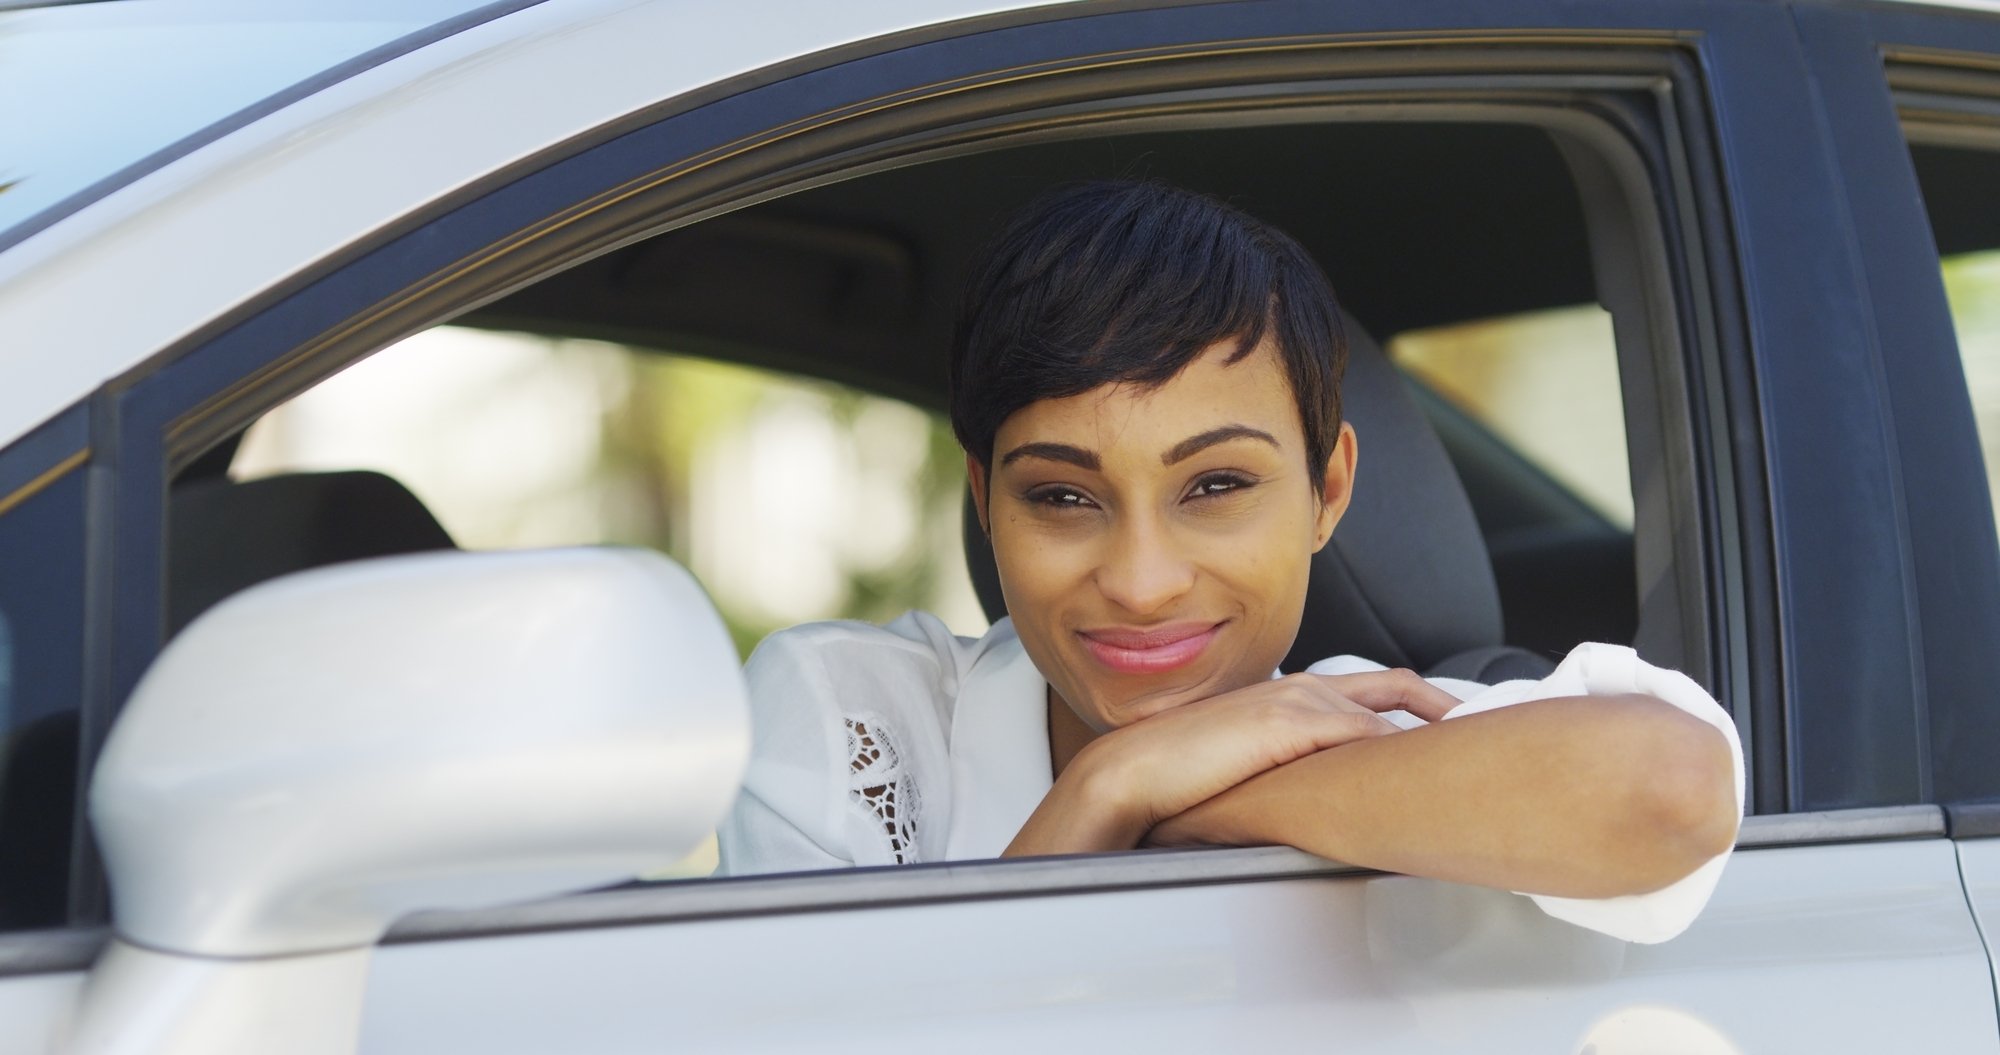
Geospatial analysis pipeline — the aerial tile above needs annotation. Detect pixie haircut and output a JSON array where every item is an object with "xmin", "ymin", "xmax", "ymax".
[{"xmin": 949, "ymin": 180, "xmax": 1348, "ymax": 493}]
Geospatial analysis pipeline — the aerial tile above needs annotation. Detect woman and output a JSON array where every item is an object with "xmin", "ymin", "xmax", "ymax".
[{"xmin": 716, "ymin": 181, "xmax": 1742, "ymax": 943}]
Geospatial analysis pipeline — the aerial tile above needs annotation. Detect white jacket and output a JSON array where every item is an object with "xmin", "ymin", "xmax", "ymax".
[{"xmin": 716, "ymin": 612, "xmax": 1745, "ymax": 943}]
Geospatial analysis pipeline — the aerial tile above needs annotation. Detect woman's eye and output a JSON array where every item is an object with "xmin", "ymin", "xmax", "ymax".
[
  {"xmin": 1188, "ymin": 472, "xmax": 1256, "ymax": 500},
  {"xmin": 1026, "ymin": 486, "xmax": 1096, "ymax": 511}
]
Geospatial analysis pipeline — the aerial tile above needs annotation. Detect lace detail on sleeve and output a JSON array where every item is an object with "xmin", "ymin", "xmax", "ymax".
[{"xmin": 844, "ymin": 715, "xmax": 921, "ymax": 865}]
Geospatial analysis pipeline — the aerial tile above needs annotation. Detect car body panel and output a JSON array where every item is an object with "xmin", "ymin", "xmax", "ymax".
[
  {"xmin": 0, "ymin": 0, "xmax": 1057, "ymax": 451},
  {"xmin": 0, "ymin": 0, "xmax": 513, "ymax": 253},
  {"xmin": 354, "ymin": 839, "xmax": 1997, "ymax": 1053},
  {"xmin": 1955, "ymin": 838, "xmax": 2000, "ymax": 1012},
  {"xmin": 1878, "ymin": 0, "xmax": 2000, "ymax": 11},
  {"xmin": 0, "ymin": 970, "xmax": 82, "ymax": 1055}
]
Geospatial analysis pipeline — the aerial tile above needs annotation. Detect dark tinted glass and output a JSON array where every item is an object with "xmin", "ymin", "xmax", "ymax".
[{"xmin": 0, "ymin": 468, "xmax": 86, "ymax": 931}]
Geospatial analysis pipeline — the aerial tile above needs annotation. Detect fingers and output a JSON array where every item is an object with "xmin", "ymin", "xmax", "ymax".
[
  {"xmin": 1258, "ymin": 683, "xmax": 1404, "ymax": 748},
  {"xmin": 1094, "ymin": 675, "xmax": 1412, "ymax": 826},
  {"xmin": 1297, "ymin": 705, "xmax": 1403, "ymax": 745},
  {"xmin": 1182, "ymin": 679, "xmax": 1402, "ymax": 764},
  {"xmin": 1311, "ymin": 668, "xmax": 1462, "ymax": 723}
]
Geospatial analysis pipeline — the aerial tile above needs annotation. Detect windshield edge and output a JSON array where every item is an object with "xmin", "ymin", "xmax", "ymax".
[{"xmin": 0, "ymin": 0, "xmax": 555, "ymax": 257}]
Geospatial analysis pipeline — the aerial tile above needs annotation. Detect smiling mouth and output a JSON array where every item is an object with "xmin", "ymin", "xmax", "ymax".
[{"xmin": 1076, "ymin": 622, "xmax": 1224, "ymax": 674}]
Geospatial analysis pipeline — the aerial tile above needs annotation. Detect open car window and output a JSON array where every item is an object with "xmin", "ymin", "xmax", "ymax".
[
  {"xmin": 115, "ymin": 24, "xmax": 1763, "ymax": 909},
  {"xmin": 163, "ymin": 109, "xmax": 1711, "ymax": 888}
]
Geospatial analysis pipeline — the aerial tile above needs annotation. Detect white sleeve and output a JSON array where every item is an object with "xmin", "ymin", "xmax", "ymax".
[
  {"xmin": 1442, "ymin": 642, "xmax": 1746, "ymax": 944},
  {"xmin": 714, "ymin": 627, "xmax": 857, "ymax": 877}
]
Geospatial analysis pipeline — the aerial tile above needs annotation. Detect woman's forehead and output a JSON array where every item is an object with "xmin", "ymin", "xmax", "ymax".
[{"xmin": 995, "ymin": 339, "xmax": 1304, "ymax": 457}]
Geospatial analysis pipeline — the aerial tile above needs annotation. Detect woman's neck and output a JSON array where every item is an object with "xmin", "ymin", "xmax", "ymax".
[{"xmin": 1046, "ymin": 686, "xmax": 1101, "ymax": 778}]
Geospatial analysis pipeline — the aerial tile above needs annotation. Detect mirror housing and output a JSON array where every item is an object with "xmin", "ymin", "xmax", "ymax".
[{"xmin": 91, "ymin": 546, "xmax": 749, "ymax": 958}]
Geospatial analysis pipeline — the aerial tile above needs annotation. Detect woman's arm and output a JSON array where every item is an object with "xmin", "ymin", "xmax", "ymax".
[
  {"xmin": 1003, "ymin": 669, "xmax": 1454, "ymax": 858},
  {"xmin": 1145, "ymin": 692, "xmax": 1739, "ymax": 899}
]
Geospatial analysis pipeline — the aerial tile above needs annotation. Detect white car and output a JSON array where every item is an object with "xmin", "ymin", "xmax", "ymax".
[{"xmin": 4, "ymin": 0, "xmax": 2000, "ymax": 1051}]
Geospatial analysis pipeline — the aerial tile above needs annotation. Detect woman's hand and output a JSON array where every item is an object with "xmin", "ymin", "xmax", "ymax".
[
  {"xmin": 1002, "ymin": 669, "xmax": 1461, "ymax": 857},
  {"xmin": 1146, "ymin": 692, "xmax": 1740, "ymax": 899}
]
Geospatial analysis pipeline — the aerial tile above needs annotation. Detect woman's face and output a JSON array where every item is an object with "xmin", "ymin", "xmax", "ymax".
[{"xmin": 970, "ymin": 337, "xmax": 1356, "ymax": 732}]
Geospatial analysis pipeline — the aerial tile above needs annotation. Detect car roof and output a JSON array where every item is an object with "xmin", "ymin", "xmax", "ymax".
[
  {"xmin": 0, "ymin": 0, "xmax": 516, "ymax": 254},
  {"xmin": 1876, "ymin": 0, "xmax": 2000, "ymax": 12}
]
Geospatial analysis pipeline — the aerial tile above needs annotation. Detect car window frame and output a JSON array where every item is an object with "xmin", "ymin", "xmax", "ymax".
[
  {"xmin": 108, "ymin": 38, "xmax": 1757, "ymax": 885},
  {"xmin": 1790, "ymin": 2, "xmax": 2000, "ymax": 811},
  {"xmin": 1, "ymin": 0, "xmax": 1873, "ymax": 950}
]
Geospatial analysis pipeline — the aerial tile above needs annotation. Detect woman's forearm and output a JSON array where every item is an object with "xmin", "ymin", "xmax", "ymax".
[
  {"xmin": 1001, "ymin": 748, "xmax": 1148, "ymax": 856},
  {"xmin": 1150, "ymin": 694, "xmax": 1738, "ymax": 899}
]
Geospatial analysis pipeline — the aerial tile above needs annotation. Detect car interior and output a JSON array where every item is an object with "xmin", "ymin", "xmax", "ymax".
[
  {"xmin": 166, "ymin": 120, "xmax": 1642, "ymax": 676},
  {"xmin": 1909, "ymin": 142, "xmax": 2000, "ymax": 260}
]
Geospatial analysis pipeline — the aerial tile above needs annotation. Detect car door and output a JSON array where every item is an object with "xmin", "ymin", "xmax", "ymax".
[
  {"xmin": 1789, "ymin": 0, "xmax": 2000, "ymax": 1013},
  {"xmin": 3, "ymin": 1, "xmax": 1999, "ymax": 1052}
]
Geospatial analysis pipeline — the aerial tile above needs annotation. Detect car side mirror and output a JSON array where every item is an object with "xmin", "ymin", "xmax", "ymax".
[{"xmin": 63, "ymin": 548, "xmax": 749, "ymax": 1055}]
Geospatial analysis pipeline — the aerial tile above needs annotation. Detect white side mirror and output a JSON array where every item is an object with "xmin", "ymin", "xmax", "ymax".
[{"xmin": 65, "ymin": 548, "xmax": 749, "ymax": 1055}]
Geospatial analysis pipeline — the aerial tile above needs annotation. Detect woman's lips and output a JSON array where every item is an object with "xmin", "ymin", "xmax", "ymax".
[{"xmin": 1077, "ymin": 622, "xmax": 1223, "ymax": 674}]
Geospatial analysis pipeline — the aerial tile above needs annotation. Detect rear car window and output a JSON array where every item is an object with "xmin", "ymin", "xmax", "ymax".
[
  {"xmin": 1905, "ymin": 142, "xmax": 2000, "ymax": 543},
  {"xmin": 1943, "ymin": 250, "xmax": 2000, "ymax": 526}
]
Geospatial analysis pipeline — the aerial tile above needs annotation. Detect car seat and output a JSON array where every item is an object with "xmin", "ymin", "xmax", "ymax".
[
  {"xmin": 167, "ymin": 438, "xmax": 456, "ymax": 636},
  {"xmin": 959, "ymin": 315, "xmax": 1557, "ymax": 684}
]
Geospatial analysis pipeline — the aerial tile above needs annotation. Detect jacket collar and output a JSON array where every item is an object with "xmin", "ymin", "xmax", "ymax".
[{"xmin": 942, "ymin": 618, "xmax": 1054, "ymax": 860}]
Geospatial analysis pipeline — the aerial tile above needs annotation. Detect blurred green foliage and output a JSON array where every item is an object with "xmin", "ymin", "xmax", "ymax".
[{"xmin": 589, "ymin": 351, "xmax": 969, "ymax": 659}]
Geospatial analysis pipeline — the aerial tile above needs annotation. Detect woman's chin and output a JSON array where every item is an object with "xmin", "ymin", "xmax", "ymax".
[{"xmin": 1072, "ymin": 669, "xmax": 1244, "ymax": 729}]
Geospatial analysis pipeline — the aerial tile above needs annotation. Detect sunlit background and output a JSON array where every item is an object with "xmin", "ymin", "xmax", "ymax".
[
  {"xmin": 1946, "ymin": 250, "xmax": 2000, "ymax": 533},
  {"xmin": 1391, "ymin": 303, "xmax": 1632, "ymax": 527},
  {"xmin": 235, "ymin": 329, "xmax": 991, "ymax": 657}
]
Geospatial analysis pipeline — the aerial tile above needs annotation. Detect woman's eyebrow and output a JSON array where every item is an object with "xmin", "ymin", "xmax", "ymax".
[
  {"xmin": 1163, "ymin": 425, "xmax": 1280, "ymax": 465},
  {"xmin": 999, "ymin": 441, "xmax": 1100, "ymax": 471}
]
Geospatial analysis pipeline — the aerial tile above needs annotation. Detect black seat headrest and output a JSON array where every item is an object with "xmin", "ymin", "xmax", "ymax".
[
  {"xmin": 962, "ymin": 315, "xmax": 1545, "ymax": 679},
  {"xmin": 168, "ymin": 470, "xmax": 456, "ymax": 636}
]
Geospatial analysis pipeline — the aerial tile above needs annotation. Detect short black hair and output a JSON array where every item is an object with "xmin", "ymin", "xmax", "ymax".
[{"xmin": 949, "ymin": 180, "xmax": 1347, "ymax": 492}]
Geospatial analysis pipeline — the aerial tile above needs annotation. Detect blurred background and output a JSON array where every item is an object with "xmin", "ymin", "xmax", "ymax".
[
  {"xmin": 229, "ymin": 301, "xmax": 1645, "ymax": 664},
  {"xmin": 234, "ymin": 328, "xmax": 992, "ymax": 657},
  {"xmin": 1947, "ymin": 249, "xmax": 2000, "ymax": 533}
]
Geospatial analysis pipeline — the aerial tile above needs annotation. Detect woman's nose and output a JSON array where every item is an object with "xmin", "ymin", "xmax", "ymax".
[{"xmin": 1093, "ymin": 513, "xmax": 1196, "ymax": 616}]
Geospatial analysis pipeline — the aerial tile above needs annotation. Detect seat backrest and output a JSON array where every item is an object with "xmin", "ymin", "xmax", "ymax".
[
  {"xmin": 168, "ymin": 470, "xmax": 456, "ymax": 636},
  {"xmin": 960, "ymin": 315, "xmax": 1555, "ymax": 682}
]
